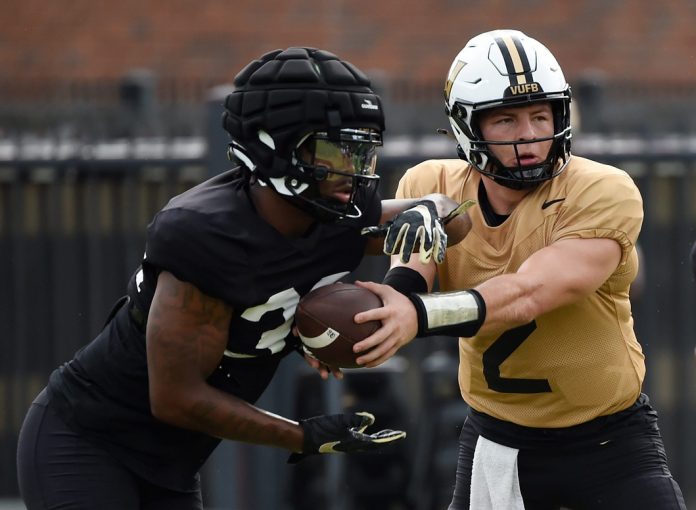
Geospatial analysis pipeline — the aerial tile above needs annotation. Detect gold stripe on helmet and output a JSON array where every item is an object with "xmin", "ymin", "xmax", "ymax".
[
  {"xmin": 501, "ymin": 35, "xmax": 527, "ymax": 85},
  {"xmin": 445, "ymin": 60, "xmax": 466, "ymax": 101}
]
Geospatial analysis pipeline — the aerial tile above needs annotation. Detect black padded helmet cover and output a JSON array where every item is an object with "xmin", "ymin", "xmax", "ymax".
[{"xmin": 222, "ymin": 47, "xmax": 385, "ymax": 180}]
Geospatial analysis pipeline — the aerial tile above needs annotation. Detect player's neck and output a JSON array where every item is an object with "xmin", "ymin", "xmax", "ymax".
[
  {"xmin": 249, "ymin": 184, "xmax": 315, "ymax": 238},
  {"xmin": 481, "ymin": 176, "xmax": 533, "ymax": 215}
]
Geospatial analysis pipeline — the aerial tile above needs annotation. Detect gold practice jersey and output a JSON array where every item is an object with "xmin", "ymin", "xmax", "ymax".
[{"xmin": 396, "ymin": 156, "xmax": 644, "ymax": 428}]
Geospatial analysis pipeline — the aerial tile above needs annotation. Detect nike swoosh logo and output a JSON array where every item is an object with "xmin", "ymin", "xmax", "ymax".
[{"xmin": 541, "ymin": 198, "xmax": 565, "ymax": 209}]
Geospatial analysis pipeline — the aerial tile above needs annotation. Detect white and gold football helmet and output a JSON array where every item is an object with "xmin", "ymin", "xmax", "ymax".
[{"xmin": 444, "ymin": 29, "xmax": 572, "ymax": 189}]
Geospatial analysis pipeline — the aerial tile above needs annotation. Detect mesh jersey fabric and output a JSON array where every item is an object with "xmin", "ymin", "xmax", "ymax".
[
  {"xmin": 395, "ymin": 156, "xmax": 644, "ymax": 428},
  {"xmin": 48, "ymin": 167, "xmax": 381, "ymax": 490}
]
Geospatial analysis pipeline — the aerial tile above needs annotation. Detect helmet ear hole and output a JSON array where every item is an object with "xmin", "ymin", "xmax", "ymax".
[{"xmin": 286, "ymin": 176, "xmax": 302, "ymax": 190}]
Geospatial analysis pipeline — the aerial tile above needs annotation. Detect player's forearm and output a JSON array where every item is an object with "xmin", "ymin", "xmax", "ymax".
[
  {"xmin": 152, "ymin": 385, "xmax": 303, "ymax": 451},
  {"xmin": 406, "ymin": 272, "xmax": 540, "ymax": 339},
  {"xmin": 474, "ymin": 273, "xmax": 542, "ymax": 335},
  {"xmin": 206, "ymin": 394, "xmax": 303, "ymax": 451}
]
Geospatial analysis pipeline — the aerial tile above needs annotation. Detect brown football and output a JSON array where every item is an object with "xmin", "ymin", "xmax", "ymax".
[{"xmin": 295, "ymin": 283, "xmax": 382, "ymax": 368}]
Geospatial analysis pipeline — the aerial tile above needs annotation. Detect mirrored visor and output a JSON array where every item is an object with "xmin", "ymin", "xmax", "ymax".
[{"xmin": 296, "ymin": 129, "xmax": 381, "ymax": 179}]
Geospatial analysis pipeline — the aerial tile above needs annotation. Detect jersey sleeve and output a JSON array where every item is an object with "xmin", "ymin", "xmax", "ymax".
[
  {"xmin": 144, "ymin": 207, "xmax": 249, "ymax": 304},
  {"xmin": 552, "ymin": 168, "xmax": 643, "ymax": 265},
  {"xmin": 395, "ymin": 168, "xmax": 417, "ymax": 200},
  {"xmin": 395, "ymin": 160, "xmax": 449, "ymax": 200}
]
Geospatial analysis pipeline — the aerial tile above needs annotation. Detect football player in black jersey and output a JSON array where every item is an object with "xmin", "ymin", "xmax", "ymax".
[
  {"xmin": 351, "ymin": 31, "xmax": 686, "ymax": 509},
  {"xmin": 16, "ymin": 47, "xmax": 471, "ymax": 509}
]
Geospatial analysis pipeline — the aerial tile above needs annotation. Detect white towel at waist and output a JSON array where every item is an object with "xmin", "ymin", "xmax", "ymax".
[{"xmin": 469, "ymin": 435, "xmax": 525, "ymax": 510}]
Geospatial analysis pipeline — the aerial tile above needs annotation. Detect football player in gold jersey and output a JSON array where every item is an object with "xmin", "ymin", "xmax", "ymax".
[{"xmin": 353, "ymin": 30, "xmax": 686, "ymax": 509}]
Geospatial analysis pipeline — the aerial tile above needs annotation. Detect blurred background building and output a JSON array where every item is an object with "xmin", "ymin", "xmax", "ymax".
[{"xmin": 1, "ymin": 0, "xmax": 695, "ymax": 508}]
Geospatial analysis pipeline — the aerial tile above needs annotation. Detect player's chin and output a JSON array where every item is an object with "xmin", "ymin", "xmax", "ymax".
[
  {"xmin": 319, "ymin": 182, "xmax": 352, "ymax": 202},
  {"xmin": 327, "ymin": 191, "xmax": 351, "ymax": 204}
]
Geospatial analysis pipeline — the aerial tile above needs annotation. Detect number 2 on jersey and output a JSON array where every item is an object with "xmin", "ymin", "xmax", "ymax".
[{"xmin": 482, "ymin": 321, "xmax": 552, "ymax": 393}]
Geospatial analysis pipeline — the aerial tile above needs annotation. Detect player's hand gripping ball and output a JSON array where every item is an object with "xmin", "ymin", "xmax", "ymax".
[{"xmin": 295, "ymin": 283, "xmax": 381, "ymax": 368}]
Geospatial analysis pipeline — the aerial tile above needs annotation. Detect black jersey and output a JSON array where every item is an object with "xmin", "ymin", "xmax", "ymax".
[{"xmin": 47, "ymin": 168, "xmax": 381, "ymax": 491}]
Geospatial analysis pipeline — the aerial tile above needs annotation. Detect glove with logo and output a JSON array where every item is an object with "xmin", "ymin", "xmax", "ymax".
[
  {"xmin": 362, "ymin": 199, "xmax": 475, "ymax": 264},
  {"xmin": 287, "ymin": 411, "xmax": 406, "ymax": 464}
]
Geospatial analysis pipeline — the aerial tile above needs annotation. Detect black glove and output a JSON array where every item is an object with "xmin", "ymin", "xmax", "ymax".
[
  {"xmin": 362, "ymin": 200, "xmax": 446, "ymax": 264},
  {"xmin": 362, "ymin": 199, "xmax": 476, "ymax": 264},
  {"xmin": 287, "ymin": 411, "xmax": 406, "ymax": 464}
]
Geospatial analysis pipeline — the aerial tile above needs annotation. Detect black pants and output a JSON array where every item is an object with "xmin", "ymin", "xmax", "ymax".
[
  {"xmin": 17, "ymin": 390, "xmax": 203, "ymax": 510},
  {"xmin": 448, "ymin": 416, "xmax": 686, "ymax": 510}
]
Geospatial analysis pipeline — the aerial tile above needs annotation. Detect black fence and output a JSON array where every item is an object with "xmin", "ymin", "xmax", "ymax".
[
  {"xmin": 1, "ymin": 134, "xmax": 695, "ymax": 509},
  {"xmin": 3, "ymin": 75, "xmax": 696, "ymax": 140}
]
